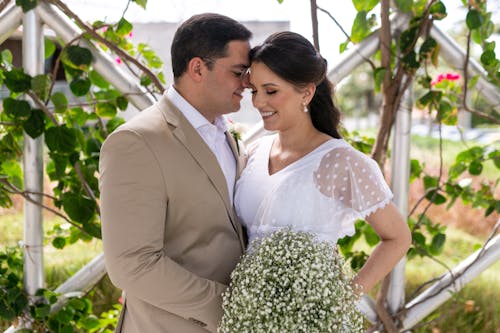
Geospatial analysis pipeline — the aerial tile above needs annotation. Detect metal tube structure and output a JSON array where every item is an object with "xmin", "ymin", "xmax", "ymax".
[
  {"xmin": 387, "ymin": 81, "xmax": 413, "ymax": 315},
  {"xmin": 402, "ymin": 234, "xmax": 500, "ymax": 331},
  {"xmin": 430, "ymin": 25, "xmax": 500, "ymax": 107},
  {"xmin": 51, "ymin": 253, "xmax": 107, "ymax": 311},
  {"xmin": 22, "ymin": 7, "xmax": 45, "ymax": 298},
  {"xmin": 0, "ymin": 5, "xmax": 22, "ymax": 44},
  {"xmin": 327, "ymin": 13, "xmax": 408, "ymax": 84},
  {"xmin": 35, "ymin": 1, "xmax": 156, "ymax": 111}
]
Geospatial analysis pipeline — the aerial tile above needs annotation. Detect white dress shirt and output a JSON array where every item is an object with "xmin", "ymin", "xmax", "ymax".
[{"xmin": 166, "ymin": 86, "xmax": 236, "ymax": 203}]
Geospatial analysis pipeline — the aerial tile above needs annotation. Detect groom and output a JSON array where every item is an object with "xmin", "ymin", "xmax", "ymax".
[{"xmin": 99, "ymin": 13, "xmax": 251, "ymax": 333}]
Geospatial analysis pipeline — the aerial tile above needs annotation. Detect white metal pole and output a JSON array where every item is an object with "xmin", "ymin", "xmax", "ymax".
[
  {"xmin": 402, "ymin": 234, "xmax": 500, "ymax": 331},
  {"xmin": 35, "ymin": 1, "xmax": 155, "ymax": 111},
  {"xmin": 0, "ymin": 4, "xmax": 23, "ymax": 44},
  {"xmin": 22, "ymin": 8, "xmax": 45, "ymax": 330},
  {"xmin": 387, "ymin": 81, "xmax": 413, "ymax": 315}
]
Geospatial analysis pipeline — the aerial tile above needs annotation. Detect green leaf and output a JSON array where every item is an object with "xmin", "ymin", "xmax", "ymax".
[
  {"xmin": 0, "ymin": 159, "xmax": 23, "ymax": 189},
  {"xmin": 417, "ymin": 90, "xmax": 442, "ymax": 109},
  {"xmin": 15, "ymin": 0, "xmax": 37, "ymax": 12},
  {"xmin": 63, "ymin": 45, "xmax": 93, "ymax": 71},
  {"xmin": 44, "ymin": 38, "xmax": 56, "ymax": 59},
  {"xmin": 426, "ymin": 190, "xmax": 447, "ymax": 205},
  {"xmin": 116, "ymin": 96, "xmax": 128, "ymax": 111},
  {"xmin": 468, "ymin": 160, "xmax": 483, "ymax": 175},
  {"xmin": 106, "ymin": 117, "xmax": 126, "ymax": 133},
  {"xmin": 52, "ymin": 236, "xmax": 66, "ymax": 249},
  {"xmin": 81, "ymin": 315, "xmax": 100, "ymax": 329},
  {"xmin": 401, "ymin": 51, "xmax": 419, "ymax": 72},
  {"xmin": 62, "ymin": 192, "xmax": 96, "ymax": 224},
  {"xmin": 3, "ymin": 98, "xmax": 32, "ymax": 120},
  {"xmin": 352, "ymin": 0, "xmax": 379, "ymax": 12},
  {"xmin": 70, "ymin": 77, "xmax": 91, "ymax": 96},
  {"xmin": 399, "ymin": 26, "xmax": 417, "ymax": 52},
  {"xmin": 1, "ymin": 49, "xmax": 13, "ymax": 66},
  {"xmin": 466, "ymin": 9, "xmax": 483, "ymax": 30},
  {"xmin": 132, "ymin": 0, "xmax": 147, "ymax": 9},
  {"xmin": 429, "ymin": 233, "xmax": 446, "ymax": 255},
  {"xmin": 419, "ymin": 37, "xmax": 437, "ymax": 61},
  {"xmin": 448, "ymin": 161, "xmax": 467, "ymax": 180},
  {"xmin": 22, "ymin": 109, "xmax": 45, "ymax": 139},
  {"xmin": 339, "ymin": 41, "xmax": 349, "ymax": 54},
  {"xmin": 85, "ymin": 138, "xmax": 101, "ymax": 157},
  {"xmin": 51, "ymin": 92, "xmax": 68, "ymax": 113},
  {"xmin": 480, "ymin": 50, "xmax": 496, "ymax": 66},
  {"xmin": 394, "ymin": 0, "xmax": 412, "ymax": 12},
  {"xmin": 412, "ymin": 232, "xmax": 426, "ymax": 247},
  {"xmin": 96, "ymin": 102, "xmax": 117, "ymax": 118},
  {"xmin": 350, "ymin": 11, "xmax": 370, "ymax": 43},
  {"xmin": 45, "ymin": 126, "xmax": 77, "ymax": 153},
  {"xmin": 429, "ymin": 1, "xmax": 447, "ymax": 20},
  {"xmin": 373, "ymin": 67, "xmax": 386, "ymax": 92},
  {"xmin": 31, "ymin": 74, "xmax": 51, "ymax": 101},
  {"xmin": 89, "ymin": 70, "xmax": 109, "ymax": 89},
  {"xmin": 410, "ymin": 159, "xmax": 423, "ymax": 182},
  {"xmin": 34, "ymin": 303, "xmax": 51, "ymax": 319},
  {"xmin": 438, "ymin": 100, "xmax": 456, "ymax": 125},
  {"xmin": 4, "ymin": 68, "xmax": 32, "ymax": 93},
  {"xmin": 116, "ymin": 18, "xmax": 133, "ymax": 36}
]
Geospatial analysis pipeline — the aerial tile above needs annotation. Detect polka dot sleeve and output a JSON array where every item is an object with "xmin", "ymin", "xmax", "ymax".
[{"xmin": 313, "ymin": 146, "xmax": 393, "ymax": 220}]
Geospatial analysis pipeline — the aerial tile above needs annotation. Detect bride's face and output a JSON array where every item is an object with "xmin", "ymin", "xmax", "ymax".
[{"xmin": 249, "ymin": 62, "xmax": 310, "ymax": 132}]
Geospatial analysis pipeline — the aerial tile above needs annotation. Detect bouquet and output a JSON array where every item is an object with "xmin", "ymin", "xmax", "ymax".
[{"xmin": 219, "ymin": 228, "xmax": 365, "ymax": 333}]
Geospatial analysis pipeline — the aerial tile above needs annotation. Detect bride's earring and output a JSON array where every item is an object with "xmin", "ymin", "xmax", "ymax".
[{"xmin": 302, "ymin": 102, "xmax": 308, "ymax": 113}]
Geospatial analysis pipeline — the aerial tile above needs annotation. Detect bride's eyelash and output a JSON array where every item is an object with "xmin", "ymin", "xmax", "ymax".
[{"xmin": 266, "ymin": 90, "xmax": 277, "ymax": 95}]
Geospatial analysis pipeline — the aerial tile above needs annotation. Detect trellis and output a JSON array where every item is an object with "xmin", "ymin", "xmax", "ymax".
[{"xmin": 0, "ymin": 2, "xmax": 499, "ymax": 332}]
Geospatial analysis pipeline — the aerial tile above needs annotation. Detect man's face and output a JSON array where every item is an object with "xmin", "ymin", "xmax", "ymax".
[{"xmin": 201, "ymin": 40, "xmax": 251, "ymax": 118}]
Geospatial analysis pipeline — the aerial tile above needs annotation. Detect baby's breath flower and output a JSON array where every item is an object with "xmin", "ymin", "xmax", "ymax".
[{"xmin": 218, "ymin": 228, "xmax": 365, "ymax": 332}]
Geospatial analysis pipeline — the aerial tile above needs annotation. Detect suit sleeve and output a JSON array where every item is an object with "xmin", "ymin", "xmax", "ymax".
[{"xmin": 99, "ymin": 129, "xmax": 225, "ymax": 332}]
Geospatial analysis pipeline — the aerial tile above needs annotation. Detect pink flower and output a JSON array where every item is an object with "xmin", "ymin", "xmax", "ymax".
[
  {"xmin": 118, "ymin": 297, "xmax": 124, "ymax": 304},
  {"xmin": 128, "ymin": 31, "xmax": 133, "ymax": 38},
  {"xmin": 115, "ymin": 57, "xmax": 122, "ymax": 64},
  {"xmin": 431, "ymin": 72, "xmax": 460, "ymax": 86}
]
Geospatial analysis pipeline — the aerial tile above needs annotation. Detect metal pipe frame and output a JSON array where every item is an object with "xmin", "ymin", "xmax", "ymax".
[
  {"xmin": 22, "ymin": 7, "xmax": 45, "ymax": 298},
  {"xmin": 35, "ymin": 1, "xmax": 156, "ymax": 111},
  {"xmin": 402, "ymin": 234, "xmax": 500, "ymax": 331},
  {"xmin": 387, "ymin": 81, "xmax": 413, "ymax": 315},
  {"xmin": 430, "ymin": 24, "xmax": 500, "ymax": 108},
  {"xmin": 0, "ymin": 4, "xmax": 22, "ymax": 44},
  {"xmin": 327, "ymin": 13, "xmax": 409, "ymax": 84}
]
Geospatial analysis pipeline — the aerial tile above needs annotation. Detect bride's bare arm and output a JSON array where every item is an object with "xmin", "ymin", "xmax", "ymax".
[{"xmin": 351, "ymin": 202, "xmax": 412, "ymax": 294}]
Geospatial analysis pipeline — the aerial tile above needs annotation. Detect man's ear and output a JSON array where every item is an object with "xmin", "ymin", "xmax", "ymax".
[{"xmin": 187, "ymin": 57, "xmax": 205, "ymax": 82}]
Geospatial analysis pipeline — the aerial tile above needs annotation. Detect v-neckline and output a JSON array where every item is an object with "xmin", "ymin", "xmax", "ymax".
[{"xmin": 266, "ymin": 136, "xmax": 334, "ymax": 176}]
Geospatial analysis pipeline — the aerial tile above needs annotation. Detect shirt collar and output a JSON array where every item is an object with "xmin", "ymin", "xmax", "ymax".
[{"xmin": 167, "ymin": 85, "xmax": 229, "ymax": 133}]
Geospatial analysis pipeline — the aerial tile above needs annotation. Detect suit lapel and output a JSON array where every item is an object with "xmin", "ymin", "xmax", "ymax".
[{"xmin": 159, "ymin": 97, "xmax": 245, "ymax": 250}]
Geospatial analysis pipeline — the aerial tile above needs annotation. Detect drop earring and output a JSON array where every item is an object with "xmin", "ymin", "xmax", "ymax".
[{"xmin": 302, "ymin": 102, "xmax": 308, "ymax": 113}]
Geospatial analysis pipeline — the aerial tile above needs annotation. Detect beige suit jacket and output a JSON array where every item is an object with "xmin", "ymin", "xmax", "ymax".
[{"xmin": 99, "ymin": 93, "xmax": 246, "ymax": 333}]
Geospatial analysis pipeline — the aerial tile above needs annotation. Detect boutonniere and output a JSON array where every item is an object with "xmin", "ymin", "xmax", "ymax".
[{"xmin": 227, "ymin": 119, "xmax": 243, "ymax": 154}]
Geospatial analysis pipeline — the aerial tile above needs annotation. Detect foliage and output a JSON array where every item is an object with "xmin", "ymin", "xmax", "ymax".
[{"xmin": 0, "ymin": 246, "xmax": 120, "ymax": 332}]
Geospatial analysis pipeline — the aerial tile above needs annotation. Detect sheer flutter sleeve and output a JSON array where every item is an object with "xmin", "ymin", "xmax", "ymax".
[{"xmin": 313, "ymin": 146, "xmax": 393, "ymax": 236}]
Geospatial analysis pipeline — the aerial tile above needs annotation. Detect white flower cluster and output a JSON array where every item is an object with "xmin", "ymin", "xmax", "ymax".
[{"xmin": 219, "ymin": 228, "xmax": 365, "ymax": 333}]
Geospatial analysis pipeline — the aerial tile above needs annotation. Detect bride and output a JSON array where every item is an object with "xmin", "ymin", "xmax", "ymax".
[{"xmin": 234, "ymin": 31, "xmax": 412, "ymax": 295}]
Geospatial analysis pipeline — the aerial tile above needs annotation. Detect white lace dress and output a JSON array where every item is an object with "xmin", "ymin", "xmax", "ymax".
[{"xmin": 235, "ymin": 134, "xmax": 393, "ymax": 245}]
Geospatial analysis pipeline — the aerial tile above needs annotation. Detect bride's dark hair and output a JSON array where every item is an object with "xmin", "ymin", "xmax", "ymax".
[{"xmin": 249, "ymin": 31, "xmax": 341, "ymax": 139}]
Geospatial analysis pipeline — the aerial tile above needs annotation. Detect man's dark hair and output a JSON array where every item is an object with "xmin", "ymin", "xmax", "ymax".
[{"xmin": 171, "ymin": 13, "xmax": 252, "ymax": 79}]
